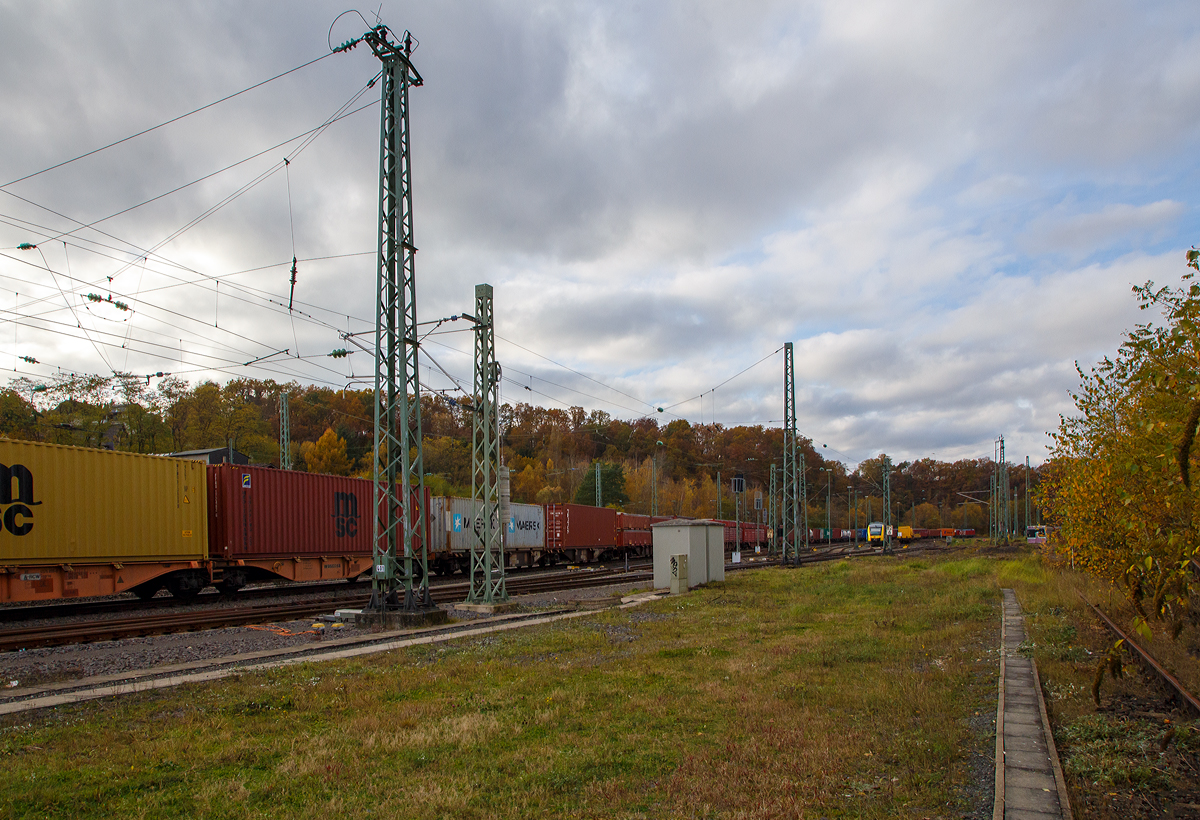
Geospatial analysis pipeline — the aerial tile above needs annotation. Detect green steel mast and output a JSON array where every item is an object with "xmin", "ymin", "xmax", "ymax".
[
  {"xmin": 467, "ymin": 283, "xmax": 508, "ymax": 603},
  {"xmin": 783, "ymin": 342, "xmax": 799, "ymax": 564},
  {"xmin": 340, "ymin": 25, "xmax": 431, "ymax": 612},
  {"xmin": 278, "ymin": 392, "xmax": 291, "ymax": 470}
]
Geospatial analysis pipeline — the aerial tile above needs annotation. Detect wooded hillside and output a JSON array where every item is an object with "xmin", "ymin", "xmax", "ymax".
[{"xmin": 0, "ymin": 373, "xmax": 1038, "ymax": 525}]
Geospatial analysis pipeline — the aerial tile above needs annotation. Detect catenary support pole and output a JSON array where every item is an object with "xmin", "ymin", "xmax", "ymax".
[
  {"xmin": 651, "ymin": 453, "xmax": 658, "ymax": 517},
  {"xmin": 467, "ymin": 283, "xmax": 507, "ymax": 603},
  {"xmin": 278, "ymin": 392, "xmax": 291, "ymax": 470},
  {"xmin": 349, "ymin": 25, "xmax": 431, "ymax": 613},
  {"xmin": 783, "ymin": 343, "xmax": 799, "ymax": 564},
  {"xmin": 769, "ymin": 462, "xmax": 777, "ymax": 557},
  {"xmin": 882, "ymin": 455, "xmax": 894, "ymax": 555}
]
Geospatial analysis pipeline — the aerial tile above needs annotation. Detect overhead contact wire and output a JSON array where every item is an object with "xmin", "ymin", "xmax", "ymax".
[
  {"xmin": 1, "ymin": 52, "xmax": 338, "ymax": 189},
  {"xmin": 661, "ymin": 346, "xmax": 784, "ymax": 412},
  {"xmin": 496, "ymin": 333, "xmax": 659, "ymax": 412},
  {"xmin": 18, "ymin": 101, "xmax": 377, "ymax": 249},
  {"xmin": 0, "ymin": 250, "xmax": 349, "ymax": 382}
]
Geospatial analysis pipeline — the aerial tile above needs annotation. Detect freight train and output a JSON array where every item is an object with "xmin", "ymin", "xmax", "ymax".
[{"xmin": 0, "ymin": 439, "xmax": 770, "ymax": 604}]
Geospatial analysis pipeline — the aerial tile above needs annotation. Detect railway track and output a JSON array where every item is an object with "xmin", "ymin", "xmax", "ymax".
[
  {"xmin": 0, "ymin": 562, "xmax": 656, "ymax": 625},
  {"xmin": 0, "ymin": 565, "xmax": 654, "ymax": 651},
  {"xmin": 0, "ymin": 579, "xmax": 373, "ymax": 624},
  {"xmin": 0, "ymin": 543, "xmax": 924, "ymax": 652},
  {"xmin": 1082, "ymin": 595, "xmax": 1200, "ymax": 717}
]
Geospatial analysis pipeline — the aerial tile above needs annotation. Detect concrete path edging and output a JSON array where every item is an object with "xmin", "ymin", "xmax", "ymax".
[{"xmin": 993, "ymin": 588, "xmax": 1073, "ymax": 820}]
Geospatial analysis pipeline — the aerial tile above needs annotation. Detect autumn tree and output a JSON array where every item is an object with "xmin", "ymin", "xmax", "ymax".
[
  {"xmin": 1041, "ymin": 254, "xmax": 1200, "ymax": 640},
  {"xmin": 0, "ymin": 389, "xmax": 37, "ymax": 440},
  {"xmin": 423, "ymin": 435, "xmax": 472, "ymax": 494},
  {"xmin": 302, "ymin": 428, "xmax": 353, "ymax": 476}
]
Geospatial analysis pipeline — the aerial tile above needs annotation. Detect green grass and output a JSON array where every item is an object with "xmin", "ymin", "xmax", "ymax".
[
  {"xmin": 0, "ymin": 554, "xmax": 1026, "ymax": 819},
  {"xmin": 1057, "ymin": 715, "xmax": 1172, "ymax": 790}
]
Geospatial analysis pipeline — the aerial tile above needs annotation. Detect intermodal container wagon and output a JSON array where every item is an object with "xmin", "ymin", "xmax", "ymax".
[
  {"xmin": 545, "ymin": 503, "xmax": 618, "ymax": 559},
  {"xmin": 617, "ymin": 512, "xmax": 651, "ymax": 548},
  {"xmin": 437, "ymin": 495, "xmax": 497, "ymax": 554},
  {"xmin": 435, "ymin": 496, "xmax": 542, "ymax": 548},
  {"xmin": 427, "ymin": 497, "xmax": 546, "ymax": 572},
  {"xmin": 206, "ymin": 464, "xmax": 376, "ymax": 589},
  {"xmin": 0, "ymin": 439, "xmax": 208, "ymax": 602},
  {"xmin": 507, "ymin": 502, "xmax": 545, "ymax": 548}
]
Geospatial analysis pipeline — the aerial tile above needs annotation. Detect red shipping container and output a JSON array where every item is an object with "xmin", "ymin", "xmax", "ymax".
[
  {"xmin": 617, "ymin": 512, "xmax": 651, "ymax": 548},
  {"xmin": 208, "ymin": 466, "xmax": 432, "ymax": 556},
  {"xmin": 207, "ymin": 465, "xmax": 376, "ymax": 558},
  {"xmin": 545, "ymin": 503, "xmax": 618, "ymax": 549}
]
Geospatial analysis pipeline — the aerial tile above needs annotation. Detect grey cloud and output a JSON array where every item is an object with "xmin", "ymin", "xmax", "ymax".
[
  {"xmin": 2, "ymin": 0, "xmax": 1198, "ymax": 468},
  {"xmin": 1022, "ymin": 200, "xmax": 1185, "ymax": 257}
]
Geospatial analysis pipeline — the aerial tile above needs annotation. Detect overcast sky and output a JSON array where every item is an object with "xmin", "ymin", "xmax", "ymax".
[{"xmin": 1, "ymin": 1, "xmax": 1197, "ymax": 467}]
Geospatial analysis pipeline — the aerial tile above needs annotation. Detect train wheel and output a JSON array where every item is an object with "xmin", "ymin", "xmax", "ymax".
[
  {"xmin": 131, "ymin": 583, "xmax": 160, "ymax": 600},
  {"xmin": 217, "ymin": 570, "xmax": 248, "ymax": 595},
  {"xmin": 166, "ymin": 574, "xmax": 204, "ymax": 599}
]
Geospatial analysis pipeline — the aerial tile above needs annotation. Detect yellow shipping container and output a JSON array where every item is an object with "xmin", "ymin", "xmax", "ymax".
[{"xmin": 0, "ymin": 439, "xmax": 208, "ymax": 565}]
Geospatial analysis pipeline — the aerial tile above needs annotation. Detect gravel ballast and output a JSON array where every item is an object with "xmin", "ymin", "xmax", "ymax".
[{"xmin": 0, "ymin": 580, "xmax": 653, "ymax": 689}]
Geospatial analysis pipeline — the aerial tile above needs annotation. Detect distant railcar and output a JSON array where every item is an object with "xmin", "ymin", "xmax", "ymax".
[{"xmin": 545, "ymin": 502, "xmax": 619, "ymax": 563}]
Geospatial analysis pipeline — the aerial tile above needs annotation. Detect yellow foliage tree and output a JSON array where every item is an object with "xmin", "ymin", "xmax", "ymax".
[
  {"xmin": 510, "ymin": 461, "xmax": 546, "ymax": 503},
  {"xmin": 303, "ymin": 428, "xmax": 353, "ymax": 476},
  {"xmin": 1040, "ymin": 255, "xmax": 1200, "ymax": 640}
]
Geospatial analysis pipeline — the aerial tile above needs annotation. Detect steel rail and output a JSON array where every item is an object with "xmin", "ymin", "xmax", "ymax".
[
  {"xmin": 0, "ymin": 562, "xmax": 655, "ymax": 624},
  {"xmin": 0, "ymin": 545, "xmax": 928, "ymax": 652},
  {"xmin": 0, "ymin": 566, "xmax": 655, "ymax": 651},
  {"xmin": 1081, "ymin": 595, "xmax": 1200, "ymax": 717},
  {"xmin": 0, "ymin": 580, "xmax": 373, "ymax": 624}
]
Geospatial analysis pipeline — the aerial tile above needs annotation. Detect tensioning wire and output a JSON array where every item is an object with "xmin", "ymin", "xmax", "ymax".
[
  {"xmin": 2, "ymin": 51, "xmax": 339, "ymax": 189},
  {"xmin": 19, "ymin": 101, "xmax": 377, "ymax": 251}
]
